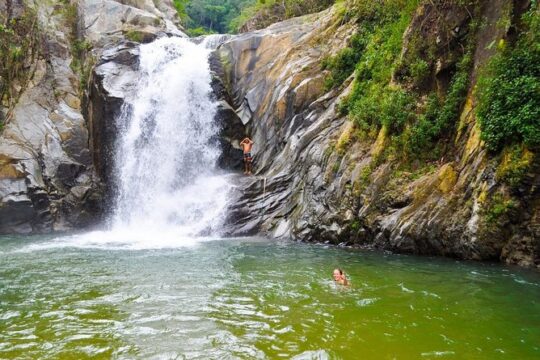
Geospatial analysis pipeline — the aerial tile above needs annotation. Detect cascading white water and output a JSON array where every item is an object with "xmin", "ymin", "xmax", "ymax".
[
  {"xmin": 27, "ymin": 35, "xmax": 234, "ymax": 250},
  {"xmin": 109, "ymin": 36, "xmax": 230, "ymax": 241}
]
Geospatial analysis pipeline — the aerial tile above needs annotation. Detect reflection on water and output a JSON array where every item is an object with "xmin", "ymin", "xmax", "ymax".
[{"xmin": 0, "ymin": 236, "xmax": 539, "ymax": 359}]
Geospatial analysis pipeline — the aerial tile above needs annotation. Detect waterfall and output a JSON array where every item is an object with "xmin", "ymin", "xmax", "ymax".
[{"xmin": 108, "ymin": 36, "xmax": 230, "ymax": 242}]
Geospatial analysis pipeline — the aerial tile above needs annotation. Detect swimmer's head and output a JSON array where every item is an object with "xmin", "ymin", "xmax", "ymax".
[{"xmin": 333, "ymin": 268, "xmax": 343, "ymax": 281}]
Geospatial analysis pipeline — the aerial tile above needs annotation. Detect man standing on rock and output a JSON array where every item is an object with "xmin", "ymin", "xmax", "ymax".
[{"xmin": 240, "ymin": 137, "xmax": 254, "ymax": 175}]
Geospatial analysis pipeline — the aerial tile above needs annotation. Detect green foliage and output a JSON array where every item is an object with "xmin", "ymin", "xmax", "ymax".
[
  {"xmin": 354, "ymin": 9, "xmax": 413, "ymax": 85},
  {"xmin": 403, "ymin": 93, "xmax": 441, "ymax": 153},
  {"xmin": 336, "ymin": 0, "xmax": 480, "ymax": 162},
  {"xmin": 394, "ymin": 163, "xmax": 437, "ymax": 181},
  {"xmin": 72, "ymin": 39, "xmax": 92, "ymax": 57},
  {"xmin": 485, "ymin": 193, "xmax": 516, "ymax": 224},
  {"xmin": 349, "ymin": 219, "xmax": 360, "ymax": 231},
  {"xmin": 125, "ymin": 30, "xmax": 145, "ymax": 43},
  {"xmin": 186, "ymin": 26, "xmax": 215, "ymax": 37},
  {"xmin": 173, "ymin": 0, "xmax": 189, "ymax": 19},
  {"xmin": 436, "ymin": 53, "xmax": 472, "ymax": 128},
  {"xmin": 59, "ymin": 1, "xmax": 94, "ymax": 95},
  {"xmin": 495, "ymin": 144, "xmax": 534, "ymax": 188},
  {"xmin": 178, "ymin": 0, "xmax": 335, "ymax": 34},
  {"xmin": 347, "ymin": 0, "xmax": 410, "ymax": 26},
  {"xmin": 0, "ymin": 7, "xmax": 39, "ymax": 127},
  {"xmin": 476, "ymin": 6, "xmax": 540, "ymax": 152},
  {"xmin": 351, "ymin": 85, "xmax": 416, "ymax": 134},
  {"xmin": 322, "ymin": 33, "xmax": 367, "ymax": 89},
  {"xmin": 406, "ymin": 52, "xmax": 473, "ymax": 154},
  {"xmin": 408, "ymin": 58, "xmax": 430, "ymax": 85},
  {"xmin": 181, "ymin": 0, "xmax": 257, "ymax": 34},
  {"xmin": 344, "ymin": 1, "xmax": 418, "ymax": 134}
]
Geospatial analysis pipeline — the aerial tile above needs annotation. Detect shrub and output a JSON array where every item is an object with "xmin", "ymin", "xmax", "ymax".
[
  {"xmin": 350, "ymin": 85, "xmax": 415, "ymax": 133},
  {"xmin": 345, "ymin": 1, "xmax": 418, "ymax": 133},
  {"xmin": 405, "ymin": 52, "xmax": 472, "ymax": 154},
  {"xmin": 323, "ymin": 48, "xmax": 359, "ymax": 89},
  {"xmin": 476, "ymin": 6, "xmax": 540, "ymax": 152},
  {"xmin": 485, "ymin": 193, "xmax": 516, "ymax": 224},
  {"xmin": 322, "ymin": 33, "xmax": 367, "ymax": 89},
  {"xmin": 404, "ymin": 93, "xmax": 442, "ymax": 152},
  {"xmin": 408, "ymin": 58, "xmax": 430, "ymax": 86},
  {"xmin": 0, "ymin": 7, "xmax": 39, "ymax": 126},
  {"xmin": 186, "ymin": 26, "xmax": 214, "ymax": 36}
]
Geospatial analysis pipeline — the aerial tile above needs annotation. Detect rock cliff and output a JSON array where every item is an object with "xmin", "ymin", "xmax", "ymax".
[
  {"xmin": 0, "ymin": 0, "xmax": 179, "ymax": 233},
  {"xmin": 213, "ymin": 1, "xmax": 539, "ymax": 268}
]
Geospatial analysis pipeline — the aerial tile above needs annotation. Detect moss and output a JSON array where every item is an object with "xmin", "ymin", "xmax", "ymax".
[
  {"xmin": 463, "ymin": 122, "xmax": 483, "ymax": 160},
  {"xmin": 371, "ymin": 125, "xmax": 387, "ymax": 158},
  {"xmin": 358, "ymin": 164, "xmax": 373, "ymax": 188},
  {"xmin": 496, "ymin": 144, "xmax": 534, "ymax": 188},
  {"xmin": 477, "ymin": 182, "xmax": 488, "ymax": 204},
  {"xmin": 332, "ymin": 158, "xmax": 342, "ymax": 174},
  {"xmin": 125, "ymin": 30, "xmax": 145, "ymax": 43},
  {"xmin": 350, "ymin": 219, "xmax": 360, "ymax": 232},
  {"xmin": 456, "ymin": 95, "xmax": 474, "ymax": 139},
  {"xmin": 484, "ymin": 193, "xmax": 516, "ymax": 224},
  {"xmin": 324, "ymin": 142, "xmax": 336, "ymax": 159},
  {"xmin": 336, "ymin": 122, "xmax": 355, "ymax": 155},
  {"xmin": 392, "ymin": 162, "xmax": 437, "ymax": 182},
  {"xmin": 438, "ymin": 164, "xmax": 457, "ymax": 193}
]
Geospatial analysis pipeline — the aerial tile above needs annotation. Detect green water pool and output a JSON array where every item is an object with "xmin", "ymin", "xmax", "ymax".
[{"xmin": 0, "ymin": 235, "xmax": 539, "ymax": 359}]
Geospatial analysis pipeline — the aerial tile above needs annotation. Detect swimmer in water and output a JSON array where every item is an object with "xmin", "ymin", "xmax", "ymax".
[{"xmin": 333, "ymin": 268, "xmax": 349, "ymax": 286}]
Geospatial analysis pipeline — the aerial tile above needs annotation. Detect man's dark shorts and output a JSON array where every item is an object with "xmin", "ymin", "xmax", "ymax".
[{"xmin": 244, "ymin": 152, "xmax": 252, "ymax": 161}]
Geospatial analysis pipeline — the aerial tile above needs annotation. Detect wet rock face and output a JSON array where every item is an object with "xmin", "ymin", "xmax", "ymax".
[
  {"xmin": 86, "ymin": 43, "xmax": 140, "ymax": 208},
  {"xmin": 0, "ymin": 1, "xmax": 103, "ymax": 233},
  {"xmin": 209, "ymin": 53, "xmax": 246, "ymax": 171},
  {"xmin": 215, "ymin": 4, "xmax": 539, "ymax": 268},
  {"xmin": 214, "ymin": 8, "xmax": 356, "ymax": 236}
]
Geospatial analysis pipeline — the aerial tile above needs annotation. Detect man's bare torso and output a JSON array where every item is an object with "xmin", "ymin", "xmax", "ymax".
[{"xmin": 240, "ymin": 138, "xmax": 253, "ymax": 153}]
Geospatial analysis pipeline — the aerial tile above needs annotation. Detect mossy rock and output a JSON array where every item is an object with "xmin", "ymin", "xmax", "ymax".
[{"xmin": 123, "ymin": 29, "xmax": 157, "ymax": 44}]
